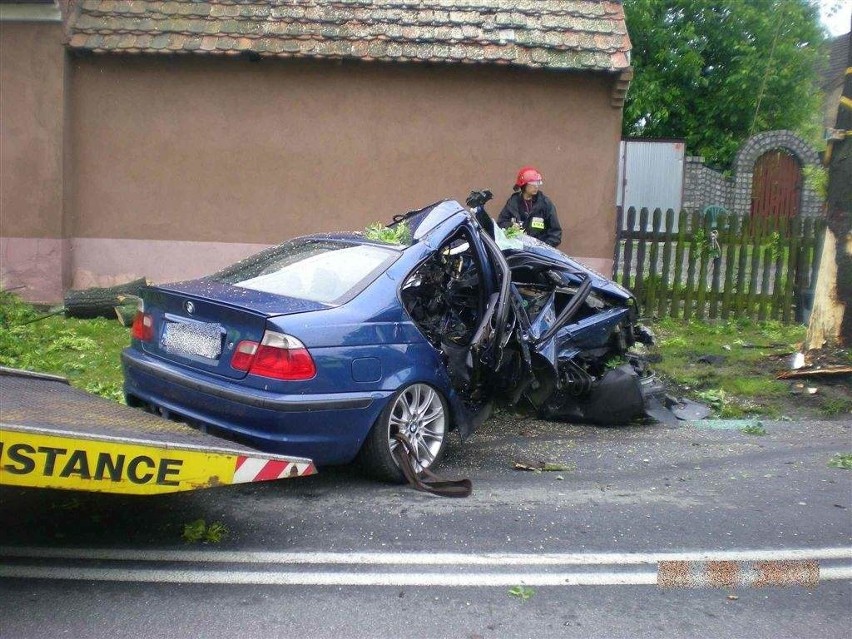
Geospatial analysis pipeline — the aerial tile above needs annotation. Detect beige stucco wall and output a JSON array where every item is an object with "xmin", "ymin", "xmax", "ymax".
[
  {"xmin": 3, "ymin": 47, "xmax": 624, "ymax": 302},
  {"xmin": 67, "ymin": 55, "xmax": 622, "ymax": 280},
  {"xmin": 0, "ymin": 20, "xmax": 67, "ymax": 300}
]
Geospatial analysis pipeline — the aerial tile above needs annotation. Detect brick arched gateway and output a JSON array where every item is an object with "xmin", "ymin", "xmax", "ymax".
[{"xmin": 732, "ymin": 130, "xmax": 822, "ymax": 217}]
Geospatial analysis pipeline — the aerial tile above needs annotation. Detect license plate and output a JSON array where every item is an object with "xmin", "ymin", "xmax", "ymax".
[{"xmin": 161, "ymin": 321, "xmax": 223, "ymax": 360}]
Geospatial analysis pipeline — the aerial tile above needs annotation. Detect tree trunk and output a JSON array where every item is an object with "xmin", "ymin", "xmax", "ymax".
[
  {"xmin": 804, "ymin": 39, "xmax": 851, "ymax": 351},
  {"xmin": 805, "ymin": 226, "xmax": 844, "ymax": 349},
  {"xmin": 63, "ymin": 278, "xmax": 148, "ymax": 320}
]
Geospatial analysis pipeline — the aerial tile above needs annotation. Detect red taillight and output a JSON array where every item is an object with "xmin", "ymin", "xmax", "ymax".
[
  {"xmin": 230, "ymin": 340, "xmax": 258, "ymax": 371},
  {"xmin": 131, "ymin": 302, "xmax": 154, "ymax": 342},
  {"xmin": 230, "ymin": 331, "xmax": 316, "ymax": 380}
]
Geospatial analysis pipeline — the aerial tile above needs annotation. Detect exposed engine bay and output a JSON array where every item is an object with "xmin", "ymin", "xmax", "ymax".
[{"xmin": 400, "ymin": 197, "xmax": 664, "ymax": 431}]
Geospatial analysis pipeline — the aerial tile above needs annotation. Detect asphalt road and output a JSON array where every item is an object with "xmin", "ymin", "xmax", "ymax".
[{"xmin": 1, "ymin": 415, "xmax": 850, "ymax": 638}]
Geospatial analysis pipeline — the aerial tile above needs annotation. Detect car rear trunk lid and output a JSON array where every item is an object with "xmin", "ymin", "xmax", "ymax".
[{"xmin": 139, "ymin": 280, "xmax": 327, "ymax": 380}]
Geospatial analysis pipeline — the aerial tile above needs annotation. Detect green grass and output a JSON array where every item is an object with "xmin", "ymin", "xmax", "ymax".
[
  {"xmin": 1, "ymin": 292, "xmax": 845, "ymax": 421},
  {"xmin": 649, "ymin": 317, "xmax": 812, "ymax": 418},
  {"xmin": 0, "ymin": 292, "xmax": 129, "ymax": 402},
  {"xmin": 182, "ymin": 519, "xmax": 229, "ymax": 544},
  {"xmin": 820, "ymin": 397, "xmax": 852, "ymax": 417},
  {"xmin": 740, "ymin": 423, "xmax": 767, "ymax": 436},
  {"xmin": 827, "ymin": 454, "xmax": 852, "ymax": 470},
  {"xmin": 508, "ymin": 585, "xmax": 535, "ymax": 601}
]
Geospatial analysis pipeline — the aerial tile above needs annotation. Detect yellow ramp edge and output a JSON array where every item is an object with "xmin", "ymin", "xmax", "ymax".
[
  {"xmin": 0, "ymin": 367, "xmax": 316, "ymax": 495},
  {"xmin": 0, "ymin": 424, "xmax": 316, "ymax": 495}
]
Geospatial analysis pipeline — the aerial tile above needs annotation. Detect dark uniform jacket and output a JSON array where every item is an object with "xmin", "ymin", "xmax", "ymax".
[{"xmin": 497, "ymin": 192, "xmax": 562, "ymax": 247}]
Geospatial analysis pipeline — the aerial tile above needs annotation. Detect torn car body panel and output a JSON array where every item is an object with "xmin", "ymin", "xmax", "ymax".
[{"xmin": 396, "ymin": 194, "xmax": 663, "ymax": 437}]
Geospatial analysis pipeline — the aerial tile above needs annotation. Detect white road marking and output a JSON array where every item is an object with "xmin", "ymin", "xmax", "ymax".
[
  {"xmin": 1, "ymin": 547, "xmax": 850, "ymax": 586},
  {"xmin": 0, "ymin": 565, "xmax": 849, "ymax": 587},
  {"xmin": 0, "ymin": 566, "xmax": 657, "ymax": 586},
  {"xmin": 1, "ymin": 546, "xmax": 850, "ymax": 565}
]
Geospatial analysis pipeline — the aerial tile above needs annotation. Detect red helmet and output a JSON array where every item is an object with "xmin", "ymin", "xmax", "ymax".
[{"xmin": 514, "ymin": 166, "xmax": 543, "ymax": 189}]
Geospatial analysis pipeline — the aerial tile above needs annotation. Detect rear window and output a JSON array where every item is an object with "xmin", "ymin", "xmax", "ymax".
[{"xmin": 211, "ymin": 239, "xmax": 398, "ymax": 304}]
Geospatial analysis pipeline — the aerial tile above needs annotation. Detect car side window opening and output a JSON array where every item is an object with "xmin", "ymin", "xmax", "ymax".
[{"xmin": 401, "ymin": 230, "xmax": 485, "ymax": 349}]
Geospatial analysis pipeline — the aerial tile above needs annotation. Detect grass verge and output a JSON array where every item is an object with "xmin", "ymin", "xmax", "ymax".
[
  {"xmin": 0, "ymin": 292, "xmax": 128, "ymax": 402},
  {"xmin": 1, "ymin": 292, "xmax": 848, "ymax": 420},
  {"xmin": 648, "ymin": 317, "xmax": 850, "ymax": 419}
]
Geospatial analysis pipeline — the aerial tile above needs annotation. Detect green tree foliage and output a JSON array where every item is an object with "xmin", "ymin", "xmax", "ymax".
[{"xmin": 623, "ymin": 0, "xmax": 826, "ymax": 167}]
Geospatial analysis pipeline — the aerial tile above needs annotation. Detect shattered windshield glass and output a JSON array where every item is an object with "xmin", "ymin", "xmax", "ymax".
[{"xmin": 211, "ymin": 239, "xmax": 398, "ymax": 304}]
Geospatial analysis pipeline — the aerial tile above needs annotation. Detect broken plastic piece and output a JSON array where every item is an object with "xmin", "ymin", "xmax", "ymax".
[{"xmin": 670, "ymin": 398, "xmax": 713, "ymax": 421}]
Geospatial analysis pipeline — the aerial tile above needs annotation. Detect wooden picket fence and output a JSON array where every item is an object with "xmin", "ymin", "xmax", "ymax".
[{"xmin": 613, "ymin": 207, "xmax": 825, "ymax": 323}]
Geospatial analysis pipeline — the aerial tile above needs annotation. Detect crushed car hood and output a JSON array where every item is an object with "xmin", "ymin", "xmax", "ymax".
[{"xmin": 506, "ymin": 238, "xmax": 635, "ymax": 303}]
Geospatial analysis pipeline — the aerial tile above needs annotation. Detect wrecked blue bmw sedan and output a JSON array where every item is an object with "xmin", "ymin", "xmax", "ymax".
[{"xmin": 123, "ymin": 193, "xmax": 658, "ymax": 481}]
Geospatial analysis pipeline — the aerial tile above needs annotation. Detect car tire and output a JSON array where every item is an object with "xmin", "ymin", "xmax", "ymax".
[{"xmin": 358, "ymin": 382, "xmax": 449, "ymax": 483}]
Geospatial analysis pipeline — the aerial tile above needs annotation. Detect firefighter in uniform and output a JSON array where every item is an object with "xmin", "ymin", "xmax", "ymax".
[{"xmin": 497, "ymin": 166, "xmax": 562, "ymax": 247}]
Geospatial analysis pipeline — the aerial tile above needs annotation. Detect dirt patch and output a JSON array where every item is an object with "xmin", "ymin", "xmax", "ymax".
[{"xmin": 763, "ymin": 352, "xmax": 852, "ymax": 420}]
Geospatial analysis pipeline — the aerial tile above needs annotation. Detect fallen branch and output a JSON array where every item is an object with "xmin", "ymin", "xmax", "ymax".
[{"xmin": 776, "ymin": 367, "xmax": 852, "ymax": 380}]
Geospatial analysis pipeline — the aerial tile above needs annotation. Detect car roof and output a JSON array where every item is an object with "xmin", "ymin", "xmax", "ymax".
[{"xmin": 297, "ymin": 200, "xmax": 468, "ymax": 251}]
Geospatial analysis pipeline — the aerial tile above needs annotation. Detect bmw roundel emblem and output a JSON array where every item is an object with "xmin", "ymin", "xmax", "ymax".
[{"xmin": 185, "ymin": 301, "xmax": 195, "ymax": 314}]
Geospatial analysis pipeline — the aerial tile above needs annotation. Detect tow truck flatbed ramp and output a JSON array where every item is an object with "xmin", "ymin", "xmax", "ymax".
[{"xmin": 0, "ymin": 368, "xmax": 316, "ymax": 495}]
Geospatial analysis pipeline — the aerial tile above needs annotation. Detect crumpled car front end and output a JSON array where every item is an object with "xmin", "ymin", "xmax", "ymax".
[
  {"xmin": 489, "ymin": 237, "xmax": 663, "ymax": 425},
  {"xmin": 395, "ymin": 196, "xmax": 664, "ymax": 431}
]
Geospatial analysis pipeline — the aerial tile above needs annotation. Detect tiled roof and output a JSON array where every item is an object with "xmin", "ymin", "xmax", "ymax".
[
  {"xmin": 821, "ymin": 32, "xmax": 850, "ymax": 91},
  {"xmin": 64, "ymin": 1, "xmax": 631, "ymax": 72}
]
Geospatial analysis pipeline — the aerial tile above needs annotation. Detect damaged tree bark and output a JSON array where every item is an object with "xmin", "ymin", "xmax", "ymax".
[
  {"xmin": 63, "ymin": 278, "xmax": 148, "ymax": 320},
  {"xmin": 804, "ymin": 45, "xmax": 851, "ymax": 352}
]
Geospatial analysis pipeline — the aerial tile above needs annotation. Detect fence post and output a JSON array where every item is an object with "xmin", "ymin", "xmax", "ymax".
[
  {"xmin": 782, "ymin": 216, "xmax": 801, "ymax": 323},
  {"xmin": 800, "ymin": 218, "xmax": 827, "ymax": 322},
  {"xmin": 683, "ymin": 210, "xmax": 701, "ymax": 321},
  {"xmin": 621, "ymin": 207, "xmax": 636, "ymax": 291},
  {"xmin": 657, "ymin": 209, "xmax": 675, "ymax": 320},
  {"xmin": 634, "ymin": 207, "xmax": 650, "ymax": 304},
  {"xmin": 795, "ymin": 217, "xmax": 815, "ymax": 323},
  {"xmin": 646, "ymin": 208, "xmax": 662, "ymax": 317},
  {"xmin": 746, "ymin": 215, "xmax": 764, "ymax": 320},
  {"xmin": 721, "ymin": 214, "xmax": 739, "ymax": 320},
  {"xmin": 695, "ymin": 211, "xmax": 712, "ymax": 320},
  {"xmin": 758, "ymin": 216, "xmax": 780, "ymax": 321},
  {"xmin": 735, "ymin": 215, "xmax": 750, "ymax": 315},
  {"xmin": 709, "ymin": 212, "xmax": 726, "ymax": 319},
  {"xmin": 671, "ymin": 209, "xmax": 687, "ymax": 319},
  {"xmin": 613, "ymin": 206, "xmax": 624, "ymax": 280}
]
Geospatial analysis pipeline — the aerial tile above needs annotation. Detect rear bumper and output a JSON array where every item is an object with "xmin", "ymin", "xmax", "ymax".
[{"xmin": 122, "ymin": 349, "xmax": 391, "ymax": 465}]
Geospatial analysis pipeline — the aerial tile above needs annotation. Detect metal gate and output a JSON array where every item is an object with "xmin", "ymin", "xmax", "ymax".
[{"xmin": 751, "ymin": 150, "xmax": 802, "ymax": 219}]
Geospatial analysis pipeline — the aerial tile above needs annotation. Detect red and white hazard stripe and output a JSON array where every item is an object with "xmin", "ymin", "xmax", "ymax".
[{"xmin": 232, "ymin": 456, "xmax": 316, "ymax": 484}]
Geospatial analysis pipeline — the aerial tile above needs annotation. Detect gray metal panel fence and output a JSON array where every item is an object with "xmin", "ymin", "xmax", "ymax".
[{"xmin": 616, "ymin": 140, "xmax": 685, "ymax": 230}]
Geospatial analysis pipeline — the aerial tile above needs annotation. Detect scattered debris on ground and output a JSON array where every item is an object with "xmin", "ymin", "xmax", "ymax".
[
  {"xmin": 513, "ymin": 461, "xmax": 576, "ymax": 472},
  {"xmin": 777, "ymin": 366, "xmax": 852, "ymax": 380}
]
